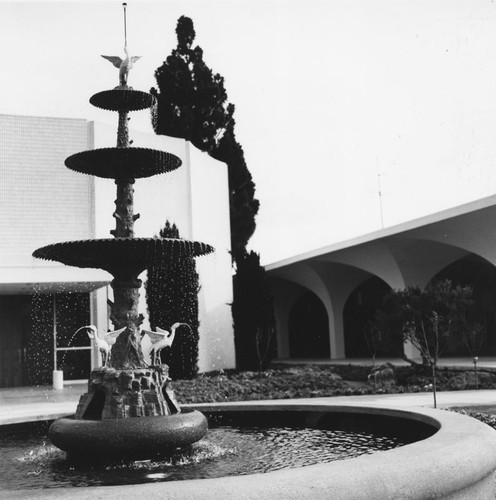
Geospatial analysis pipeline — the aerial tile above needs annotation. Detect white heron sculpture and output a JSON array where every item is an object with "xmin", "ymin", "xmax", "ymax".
[
  {"xmin": 141, "ymin": 322, "xmax": 191, "ymax": 366},
  {"xmin": 101, "ymin": 47, "xmax": 141, "ymax": 87},
  {"xmin": 76, "ymin": 325, "xmax": 126, "ymax": 367}
]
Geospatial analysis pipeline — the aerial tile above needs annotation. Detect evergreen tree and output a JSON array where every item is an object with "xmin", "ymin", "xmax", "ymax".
[
  {"xmin": 232, "ymin": 251, "xmax": 276, "ymax": 371},
  {"xmin": 152, "ymin": 17, "xmax": 274, "ymax": 370},
  {"xmin": 145, "ymin": 222, "xmax": 200, "ymax": 379},
  {"xmin": 151, "ymin": 16, "xmax": 259, "ymax": 264}
]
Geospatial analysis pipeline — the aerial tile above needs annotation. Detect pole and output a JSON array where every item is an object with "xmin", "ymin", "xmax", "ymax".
[
  {"xmin": 473, "ymin": 356, "xmax": 479, "ymax": 389},
  {"xmin": 123, "ymin": 3, "xmax": 127, "ymax": 48}
]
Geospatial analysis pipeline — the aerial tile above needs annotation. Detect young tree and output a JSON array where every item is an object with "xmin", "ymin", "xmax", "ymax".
[
  {"xmin": 145, "ymin": 222, "xmax": 200, "ymax": 379},
  {"xmin": 376, "ymin": 280, "xmax": 473, "ymax": 407},
  {"xmin": 151, "ymin": 15, "xmax": 259, "ymax": 265},
  {"xmin": 461, "ymin": 322, "xmax": 486, "ymax": 389},
  {"xmin": 362, "ymin": 321, "xmax": 385, "ymax": 369}
]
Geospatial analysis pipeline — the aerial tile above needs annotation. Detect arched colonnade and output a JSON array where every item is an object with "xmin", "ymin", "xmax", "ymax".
[{"xmin": 266, "ymin": 198, "xmax": 496, "ymax": 360}]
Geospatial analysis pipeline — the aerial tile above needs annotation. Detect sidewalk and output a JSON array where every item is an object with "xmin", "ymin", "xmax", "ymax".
[
  {"xmin": 1, "ymin": 383, "xmax": 496, "ymax": 426},
  {"xmin": 0, "ymin": 384, "xmax": 83, "ymax": 425},
  {"xmin": 275, "ymin": 356, "xmax": 496, "ymax": 369}
]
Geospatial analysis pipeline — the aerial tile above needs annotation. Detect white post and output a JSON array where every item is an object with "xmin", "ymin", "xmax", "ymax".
[
  {"xmin": 52, "ymin": 294, "xmax": 64, "ymax": 389},
  {"xmin": 52, "ymin": 370, "xmax": 64, "ymax": 390}
]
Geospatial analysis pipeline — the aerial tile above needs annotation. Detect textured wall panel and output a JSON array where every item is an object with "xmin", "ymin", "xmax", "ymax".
[{"xmin": 0, "ymin": 115, "xmax": 94, "ymax": 265}]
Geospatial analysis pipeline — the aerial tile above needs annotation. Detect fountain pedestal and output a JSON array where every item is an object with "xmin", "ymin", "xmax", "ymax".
[{"xmin": 76, "ymin": 366, "xmax": 179, "ymax": 419}]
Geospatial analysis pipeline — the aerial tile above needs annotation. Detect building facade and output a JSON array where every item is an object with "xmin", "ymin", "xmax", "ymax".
[{"xmin": 0, "ymin": 114, "xmax": 235, "ymax": 387}]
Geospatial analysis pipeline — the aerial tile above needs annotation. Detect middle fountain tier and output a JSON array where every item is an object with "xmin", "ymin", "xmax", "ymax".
[{"xmin": 33, "ymin": 77, "xmax": 212, "ymax": 458}]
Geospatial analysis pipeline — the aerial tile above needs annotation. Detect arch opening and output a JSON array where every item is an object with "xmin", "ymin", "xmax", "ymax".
[
  {"xmin": 288, "ymin": 291, "xmax": 330, "ymax": 359},
  {"xmin": 429, "ymin": 254, "xmax": 496, "ymax": 356}
]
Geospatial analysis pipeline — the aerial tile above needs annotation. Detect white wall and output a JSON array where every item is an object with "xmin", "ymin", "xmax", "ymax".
[{"xmin": 92, "ymin": 121, "xmax": 235, "ymax": 372}]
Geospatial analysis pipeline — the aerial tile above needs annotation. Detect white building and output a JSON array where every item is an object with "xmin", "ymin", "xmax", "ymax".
[{"xmin": 0, "ymin": 114, "xmax": 235, "ymax": 387}]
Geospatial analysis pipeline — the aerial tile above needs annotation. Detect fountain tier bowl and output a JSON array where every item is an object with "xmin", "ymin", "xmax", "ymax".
[
  {"xmin": 5, "ymin": 401, "xmax": 496, "ymax": 499},
  {"xmin": 90, "ymin": 88, "xmax": 156, "ymax": 112},
  {"xmin": 49, "ymin": 409, "xmax": 208, "ymax": 460},
  {"xmin": 65, "ymin": 147, "xmax": 181, "ymax": 179},
  {"xmin": 32, "ymin": 238, "xmax": 214, "ymax": 278}
]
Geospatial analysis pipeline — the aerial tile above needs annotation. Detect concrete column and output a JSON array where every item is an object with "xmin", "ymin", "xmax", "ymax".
[
  {"xmin": 403, "ymin": 340, "xmax": 421, "ymax": 361},
  {"xmin": 328, "ymin": 301, "xmax": 345, "ymax": 359}
]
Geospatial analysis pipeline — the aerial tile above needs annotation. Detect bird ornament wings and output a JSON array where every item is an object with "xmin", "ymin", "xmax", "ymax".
[
  {"xmin": 104, "ymin": 326, "xmax": 127, "ymax": 347},
  {"xmin": 141, "ymin": 327, "xmax": 168, "ymax": 344},
  {"xmin": 101, "ymin": 55, "xmax": 123, "ymax": 68}
]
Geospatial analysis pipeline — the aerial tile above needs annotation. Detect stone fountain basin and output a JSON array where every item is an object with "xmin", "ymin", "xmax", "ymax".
[
  {"xmin": 49, "ymin": 409, "xmax": 208, "ymax": 460},
  {"xmin": 8, "ymin": 401, "xmax": 496, "ymax": 500}
]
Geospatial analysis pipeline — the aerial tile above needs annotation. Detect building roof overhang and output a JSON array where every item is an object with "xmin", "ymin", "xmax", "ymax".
[
  {"xmin": 0, "ymin": 265, "xmax": 110, "ymax": 294},
  {"xmin": 266, "ymin": 193, "xmax": 496, "ymax": 274}
]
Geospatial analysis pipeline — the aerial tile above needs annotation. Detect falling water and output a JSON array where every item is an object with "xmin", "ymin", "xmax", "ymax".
[
  {"xmin": 28, "ymin": 283, "xmax": 54, "ymax": 386},
  {"xmin": 28, "ymin": 283, "xmax": 92, "ymax": 385}
]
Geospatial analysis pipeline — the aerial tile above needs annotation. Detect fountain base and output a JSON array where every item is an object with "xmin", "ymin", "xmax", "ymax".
[
  {"xmin": 75, "ymin": 366, "xmax": 180, "ymax": 419},
  {"xmin": 49, "ymin": 409, "xmax": 208, "ymax": 460},
  {"xmin": 48, "ymin": 365, "xmax": 208, "ymax": 460}
]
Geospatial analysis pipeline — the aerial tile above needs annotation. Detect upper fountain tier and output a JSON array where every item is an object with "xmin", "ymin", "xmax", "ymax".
[
  {"xmin": 90, "ymin": 87, "xmax": 155, "ymax": 112},
  {"xmin": 64, "ymin": 87, "xmax": 182, "ymax": 179},
  {"xmin": 65, "ymin": 146, "xmax": 181, "ymax": 179}
]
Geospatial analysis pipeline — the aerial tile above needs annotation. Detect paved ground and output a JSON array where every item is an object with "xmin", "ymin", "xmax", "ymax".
[{"xmin": 2, "ymin": 382, "xmax": 496, "ymax": 426}]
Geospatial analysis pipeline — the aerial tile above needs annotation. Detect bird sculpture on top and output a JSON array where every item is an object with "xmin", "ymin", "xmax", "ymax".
[
  {"xmin": 101, "ymin": 3, "xmax": 141, "ymax": 87},
  {"xmin": 76, "ymin": 325, "xmax": 127, "ymax": 367},
  {"xmin": 141, "ymin": 323, "xmax": 192, "ymax": 366},
  {"xmin": 101, "ymin": 45, "xmax": 141, "ymax": 88}
]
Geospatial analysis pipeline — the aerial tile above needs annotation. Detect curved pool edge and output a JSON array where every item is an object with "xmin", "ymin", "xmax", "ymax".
[{"xmin": 5, "ymin": 401, "xmax": 496, "ymax": 500}]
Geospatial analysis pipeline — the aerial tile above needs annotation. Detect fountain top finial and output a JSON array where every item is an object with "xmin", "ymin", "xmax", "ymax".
[{"xmin": 101, "ymin": 3, "xmax": 141, "ymax": 88}]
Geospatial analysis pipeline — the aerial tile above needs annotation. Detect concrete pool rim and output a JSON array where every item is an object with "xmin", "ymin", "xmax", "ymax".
[{"xmin": 5, "ymin": 400, "xmax": 496, "ymax": 499}]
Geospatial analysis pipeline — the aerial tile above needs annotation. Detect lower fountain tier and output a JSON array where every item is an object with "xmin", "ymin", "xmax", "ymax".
[
  {"xmin": 49, "ymin": 410, "xmax": 208, "ymax": 460},
  {"xmin": 32, "ymin": 237, "xmax": 214, "ymax": 279},
  {"xmin": 65, "ymin": 147, "xmax": 181, "ymax": 179},
  {"xmin": 47, "ymin": 366, "xmax": 209, "ymax": 460}
]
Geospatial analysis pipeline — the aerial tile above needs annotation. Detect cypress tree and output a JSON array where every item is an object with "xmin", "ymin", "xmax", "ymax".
[
  {"xmin": 151, "ymin": 17, "xmax": 275, "ymax": 370},
  {"xmin": 145, "ymin": 222, "xmax": 200, "ymax": 379},
  {"xmin": 151, "ymin": 16, "xmax": 259, "ymax": 264},
  {"xmin": 232, "ymin": 251, "xmax": 276, "ymax": 371}
]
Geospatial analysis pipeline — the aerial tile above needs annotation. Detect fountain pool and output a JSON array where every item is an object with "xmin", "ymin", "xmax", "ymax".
[{"xmin": 3, "ymin": 401, "xmax": 496, "ymax": 499}]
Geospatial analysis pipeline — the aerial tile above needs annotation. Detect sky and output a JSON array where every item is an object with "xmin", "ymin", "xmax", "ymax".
[{"xmin": 3, "ymin": 0, "xmax": 496, "ymax": 264}]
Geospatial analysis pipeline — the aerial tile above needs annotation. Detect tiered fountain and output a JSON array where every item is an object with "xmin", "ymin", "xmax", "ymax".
[{"xmin": 32, "ymin": 26, "xmax": 211, "ymax": 460}]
